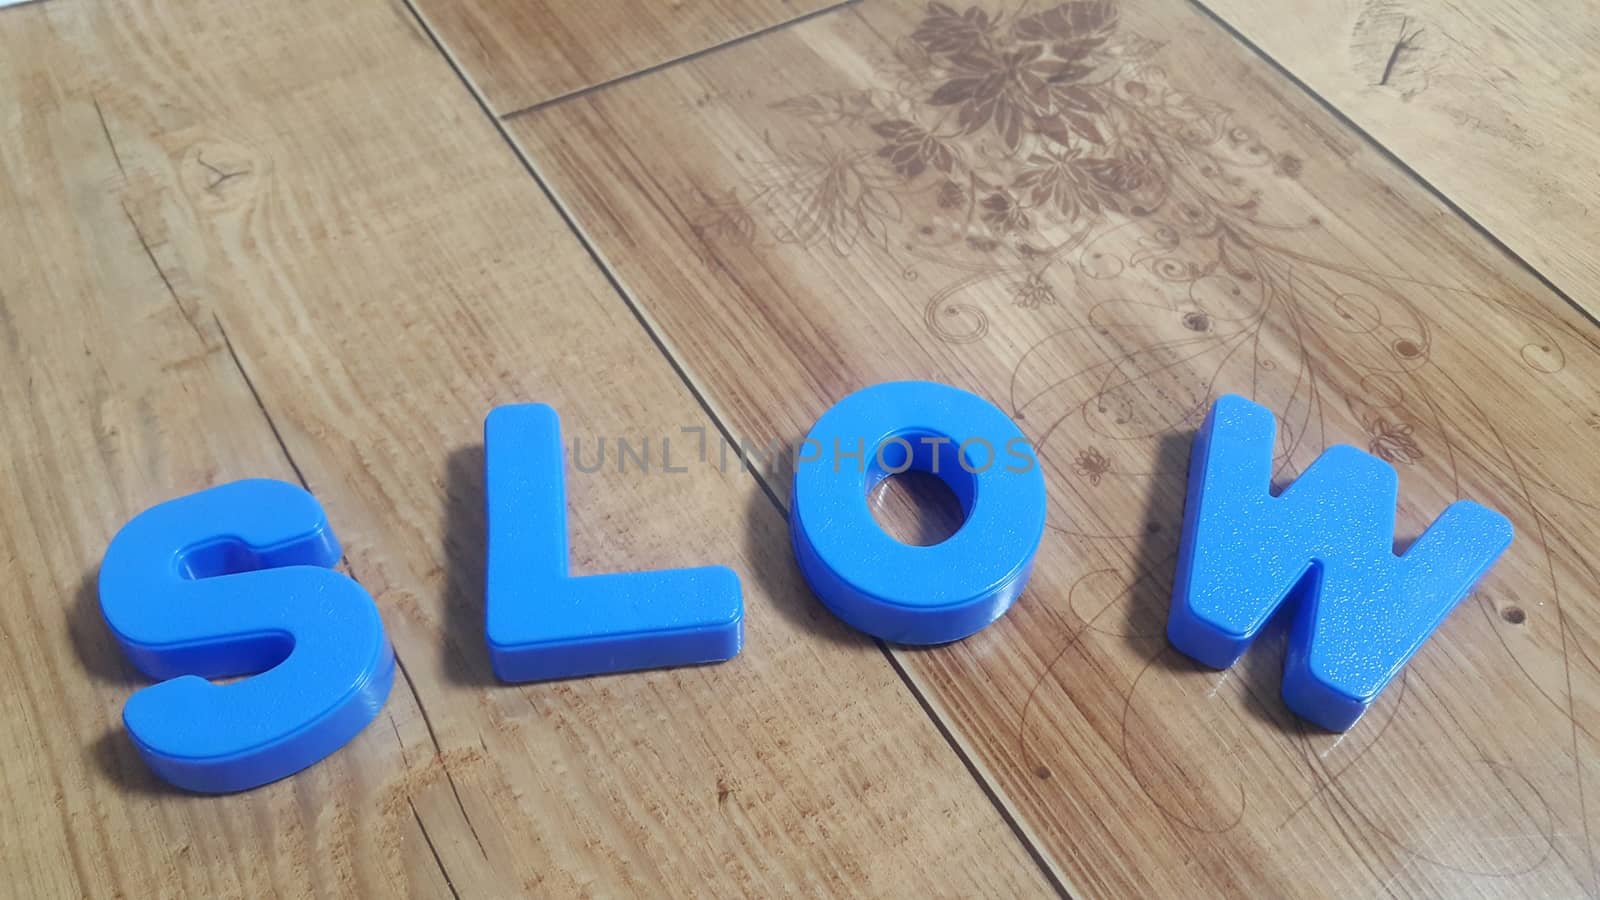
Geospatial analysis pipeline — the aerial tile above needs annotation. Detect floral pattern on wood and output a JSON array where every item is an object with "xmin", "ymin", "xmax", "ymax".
[
  {"xmin": 695, "ymin": 1, "xmax": 1586, "ymax": 521},
  {"xmin": 1072, "ymin": 446, "xmax": 1111, "ymax": 485}
]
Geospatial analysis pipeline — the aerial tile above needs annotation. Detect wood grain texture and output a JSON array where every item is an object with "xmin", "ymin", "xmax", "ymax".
[
  {"xmin": 413, "ymin": 0, "xmax": 849, "ymax": 115},
  {"xmin": 508, "ymin": 0, "xmax": 1600, "ymax": 894},
  {"xmin": 1196, "ymin": 0, "xmax": 1600, "ymax": 313},
  {"xmin": 0, "ymin": 0, "xmax": 1054, "ymax": 895}
]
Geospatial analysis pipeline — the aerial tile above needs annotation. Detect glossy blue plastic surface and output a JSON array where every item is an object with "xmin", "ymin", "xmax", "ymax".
[
  {"xmin": 1168, "ymin": 394, "xmax": 1513, "ymax": 731},
  {"xmin": 790, "ymin": 381, "xmax": 1047, "ymax": 644},
  {"xmin": 484, "ymin": 403, "xmax": 743, "ymax": 681},
  {"xmin": 98, "ymin": 479, "xmax": 394, "ymax": 793}
]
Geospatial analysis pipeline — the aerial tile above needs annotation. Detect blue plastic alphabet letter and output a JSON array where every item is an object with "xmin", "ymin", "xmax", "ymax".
[
  {"xmin": 1168, "ymin": 395, "xmax": 1513, "ymax": 730},
  {"xmin": 91, "ymin": 388, "xmax": 1516, "ymax": 794},
  {"xmin": 99, "ymin": 479, "xmax": 395, "ymax": 793},
  {"xmin": 484, "ymin": 403, "xmax": 743, "ymax": 681},
  {"xmin": 789, "ymin": 381, "xmax": 1047, "ymax": 644}
]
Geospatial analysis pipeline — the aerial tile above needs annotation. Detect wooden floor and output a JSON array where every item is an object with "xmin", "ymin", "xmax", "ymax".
[{"xmin": 3, "ymin": 0, "xmax": 1598, "ymax": 896}]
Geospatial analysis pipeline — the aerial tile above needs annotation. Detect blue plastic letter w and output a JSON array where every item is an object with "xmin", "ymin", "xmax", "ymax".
[{"xmin": 1168, "ymin": 395, "xmax": 1513, "ymax": 731}]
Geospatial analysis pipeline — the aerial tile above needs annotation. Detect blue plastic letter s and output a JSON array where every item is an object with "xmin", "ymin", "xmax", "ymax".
[
  {"xmin": 484, "ymin": 403, "xmax": 743, "ymax": 681},
  {"xmin": 99, "ymin": 479, "xmax": 395, "ymax": 793},
  {"xmin": 1168, "ymin": 395, "xmax": 1513, "ymax": 731}
]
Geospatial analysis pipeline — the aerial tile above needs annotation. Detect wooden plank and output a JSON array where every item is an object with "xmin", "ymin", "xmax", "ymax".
[
  {"xmin": 412, "ymin": 0, "xmax": 849, "ymax": 115},
  {"xmin": 0, "ymin": 24, "xmax": 407, "ymax": 900},
  {"xmin": 508, "ymin": 0, "xmax": 1600, "ymax": 894},
  {"xmin": 1196, "ymin": 0, "xmax": 1600, "ymax": 313},
  {"xmin": 0, "ymin": 0, "xmax": 1054, "ymax": 895}
]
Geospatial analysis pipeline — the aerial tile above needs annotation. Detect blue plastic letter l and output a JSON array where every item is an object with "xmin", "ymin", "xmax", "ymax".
[
  {"xmin": 1168, "ymin": 395, "xmax": 1513, "ymax": 731},
  {"xmin": 99, "ymin": 479, "xmax": 395, "ymax": 793},
  {"xmin": 484, "ymin": 403, "xmax": 743, "ymax": 682}
]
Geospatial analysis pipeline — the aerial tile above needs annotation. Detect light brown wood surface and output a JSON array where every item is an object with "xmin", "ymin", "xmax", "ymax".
[
  {"xmin": 0, "ymin": 0, "xmax": 1054, "ymax": 896},
  {"xmin": 504, "ymin": 0, "xmax": 1600, "ymax": 895},
  {"xmin": 9, "ymin": 0, "xmax": 1600, "ymax": 896},
  {"xmin": 1195, "ymin": 0, "xmax": 1600, "ymax": 314},
  {"xmin": 413, "ymin": 0, "xmax": 849, "ymax": 115}
]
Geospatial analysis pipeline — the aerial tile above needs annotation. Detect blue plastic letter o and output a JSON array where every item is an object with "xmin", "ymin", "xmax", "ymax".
[{"xmin": 790, "ymin": 381, "xmax": 1047, "ymax": 644}]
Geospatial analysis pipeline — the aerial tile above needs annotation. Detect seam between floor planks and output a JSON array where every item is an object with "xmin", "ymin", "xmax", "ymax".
[
  {"xmin": 1186, "ymin": 0, "xmax": 1600, "ymax": 336},
  {"xmin": 495, "ymin": 0, "xmax": 863, "ymax": 121},
  {"xmin": 396, "ymin": 0, "xmax": 1075, "ymax": 894},
  {"xmin": 211, "ymin": 311, "xmax": 477, "ymax": 891},
  {"xmin": 130, "ymin": 218, "xmax": 482, "ymax": 891}
]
